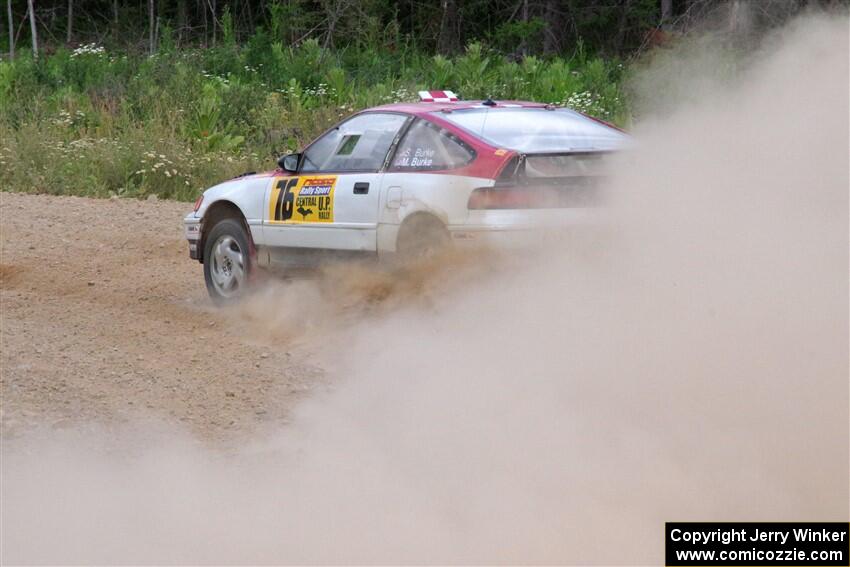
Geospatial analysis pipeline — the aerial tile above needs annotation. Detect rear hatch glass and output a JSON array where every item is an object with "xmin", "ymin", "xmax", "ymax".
[
  {"xmin": 471, "ymin": 152, "xmax": 614, "ymax": 209},
  {"xmin": 435, "ymin": 107, "xmax": 626, "ymax": 152}
]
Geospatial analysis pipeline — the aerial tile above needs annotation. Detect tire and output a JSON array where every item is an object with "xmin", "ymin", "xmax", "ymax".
[
  {"xmin": 396, "ymin": 215, "xmax": 450, "ymax": 262},
  {"xmin": 203, "ymin": 218, "xmax": 252, "ymax": 305}
]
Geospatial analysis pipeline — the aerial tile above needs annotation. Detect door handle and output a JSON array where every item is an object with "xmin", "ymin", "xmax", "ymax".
[{"xmin": 353, "ymin": 182, "xmax": 369, "ymax": 195}]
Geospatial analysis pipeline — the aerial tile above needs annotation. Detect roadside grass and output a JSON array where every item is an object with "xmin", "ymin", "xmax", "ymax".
[{"xmin": 0, "ymin": 40, "xmax": 629, "ymax": 202}]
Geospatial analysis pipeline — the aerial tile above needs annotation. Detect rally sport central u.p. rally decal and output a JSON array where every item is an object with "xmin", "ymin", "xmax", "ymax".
[{"xmin": 268, "ymin": 176, "xmax": 336, "ymax": 223}]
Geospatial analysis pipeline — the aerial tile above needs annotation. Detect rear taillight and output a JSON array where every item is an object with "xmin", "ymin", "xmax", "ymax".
[
  {"xmin": 468, "ymin": 186, "xmax": 560, "ymax": 210},
  {"xmin": 193, "ymin": 195, "xmax": 204, "ymax": 212},
  {"xmin": 469, "ymin": 187, "xmax": 531, "ymax": 209}
]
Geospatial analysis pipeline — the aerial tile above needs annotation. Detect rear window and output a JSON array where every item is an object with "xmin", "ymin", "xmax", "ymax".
[
  {"xmin": 390, "ymin": 119, "xmax": 474, "ymax": 171},
  {"xmin": 435, "ymin": 107, "xmax": 626, "ymax": 153}
]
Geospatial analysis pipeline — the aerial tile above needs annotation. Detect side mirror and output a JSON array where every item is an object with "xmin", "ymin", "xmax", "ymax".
[{"xmin": 278, "ymin": 153, "xmax": 300, "ymax": 173}]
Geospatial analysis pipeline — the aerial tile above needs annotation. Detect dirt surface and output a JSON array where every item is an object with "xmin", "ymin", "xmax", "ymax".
[{"xmin": 0, "ymin": 192, "xmax": 324, "ymax": 443}]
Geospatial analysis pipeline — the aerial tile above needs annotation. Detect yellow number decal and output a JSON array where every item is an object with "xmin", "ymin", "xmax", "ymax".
[{"xmin": 268, "ymin": 176, "xmax": 336, "ymax": 223}]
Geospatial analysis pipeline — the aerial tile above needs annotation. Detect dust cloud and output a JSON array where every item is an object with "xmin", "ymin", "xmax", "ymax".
[{"xmin": 2, "ymin": 14, "xmax": 848, "ymax": 565}]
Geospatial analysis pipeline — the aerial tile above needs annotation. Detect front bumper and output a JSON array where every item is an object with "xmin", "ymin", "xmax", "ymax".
[{"xmin": 184, "ymin": 215, "xmax": 201, "ymax": 260}]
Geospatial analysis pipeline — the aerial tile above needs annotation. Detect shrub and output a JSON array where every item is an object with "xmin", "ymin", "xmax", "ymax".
[{"xmin": 0, "ymin": 38, "xmax": 630, "ymax": 202}]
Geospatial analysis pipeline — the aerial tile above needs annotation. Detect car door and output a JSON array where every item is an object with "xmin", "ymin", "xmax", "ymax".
[{"xmin": 264, "ymin": 112, "xmax": 410, "ymax": 252}]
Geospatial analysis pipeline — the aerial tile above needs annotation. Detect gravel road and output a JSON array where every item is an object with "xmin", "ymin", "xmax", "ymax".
[{"xmin": 1, "ymin": 192, "xmax": 324, "ymax": 442}]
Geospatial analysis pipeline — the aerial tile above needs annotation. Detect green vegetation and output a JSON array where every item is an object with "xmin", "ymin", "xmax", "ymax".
[
  {"xmin": 2, "ymin": 0, "xmax": 840, "ymax": 201},
  {"xmin": 0, "ymin": 41, "xmax": 628, "ymax": 201}
]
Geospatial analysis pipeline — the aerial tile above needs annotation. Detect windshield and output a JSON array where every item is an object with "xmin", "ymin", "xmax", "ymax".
[{"xmin": 434, "ymin": 107, "xmax": 626, "ymax": 152}]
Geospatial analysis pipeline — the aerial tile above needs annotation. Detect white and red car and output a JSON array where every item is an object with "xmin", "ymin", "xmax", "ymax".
[{"xmin": 185, "ymin": 91, "xmax": 627, "ymax": 303}]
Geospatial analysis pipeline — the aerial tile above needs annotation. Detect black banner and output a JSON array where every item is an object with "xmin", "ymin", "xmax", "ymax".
[{"xmin": 666, "ymin": 522, "xmax": 849, "ymax": 566}]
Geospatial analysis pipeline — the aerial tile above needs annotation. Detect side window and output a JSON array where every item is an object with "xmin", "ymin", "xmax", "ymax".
[
  {"xmin": 301, "ymin": 113, "xmax": 408, "ymax": 173},
  {"xmin": 390, "ymin": 119, "xmax": 475, "ymax": 171}
]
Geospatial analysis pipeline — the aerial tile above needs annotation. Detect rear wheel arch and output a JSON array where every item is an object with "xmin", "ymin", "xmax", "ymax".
[{"xmin": 396, "ymin": 212, "xmax": 450, "ymax": 256}]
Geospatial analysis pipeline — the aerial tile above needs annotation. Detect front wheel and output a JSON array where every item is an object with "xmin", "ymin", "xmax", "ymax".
[{"xmin": 203, "ymin": 218, "xmax": 252, "ymax": 305}]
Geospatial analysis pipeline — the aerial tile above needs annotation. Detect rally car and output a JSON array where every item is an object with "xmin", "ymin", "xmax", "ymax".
[{"xmin": 184, "ymin": 91, "xmax": 627, "ymax": 303}]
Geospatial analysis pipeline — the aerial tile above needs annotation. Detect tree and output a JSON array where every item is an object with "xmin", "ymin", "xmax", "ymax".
[
  {"xmin": 437, "ymin": 0, "xmax": 460, "ymax": 55},
  {"xmin": 209, "ymin": 0, "xmax": 218, "ymax": 45},
  {"xmin": 27, "ymin": 0, "xmax": 37, "ymax": 58},
  {"xmin": 520, "ymin": 0, "xmax": 529, "ymax": 56},
  {"xmin": 661, "ymin": 0, "xmax": 672, "ymax": 27},
  {"xmin": 177, "ymin": 0, "xmax": 188, "ymax": 44},
  {"xmin": 543, "ymin": 0, "xmax": 564, "ymax": 54},
  {"xmin": 4, "ymin": 0, "xmax": 846, "ymax": 60},
  {"xmin": 66, "ymin": 0, "xmax": 72, "ymax": 43},
  {"xmin": 6, "ymin": 0, "xmax": 13, "ymax": 59},
  {"xmin": 148, "ymin": 0, "xmax": 155, "ymax": 53},
  {"xmin": 614, "ymin": 0, "xmax": 633, "ymax": 53}
]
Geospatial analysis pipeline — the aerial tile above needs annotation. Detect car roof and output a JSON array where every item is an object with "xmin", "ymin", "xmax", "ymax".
[{"xmin": 368, "ymin": 100, "xmax": 549, "ymax": 116}]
